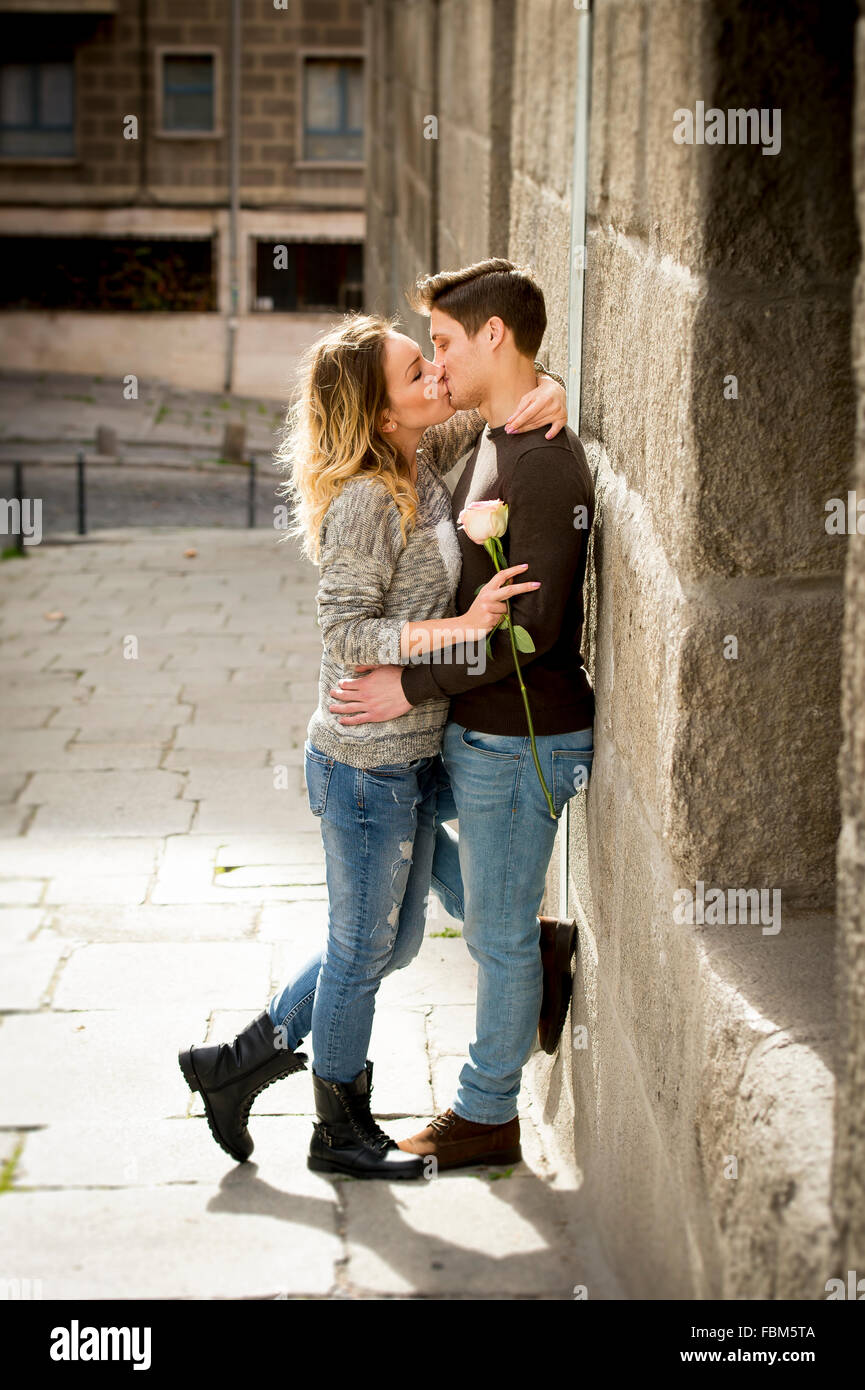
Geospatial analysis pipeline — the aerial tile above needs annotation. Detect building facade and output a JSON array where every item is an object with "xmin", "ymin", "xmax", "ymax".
[{"xmin": 0, "ymin": 0, "xmax": 366, "ymax": 397}]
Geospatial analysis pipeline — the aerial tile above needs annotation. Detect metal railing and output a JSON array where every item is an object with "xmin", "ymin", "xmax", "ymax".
[{"xmin": 4, "ymin": 451, "xmax": 260, "ymax": 552}]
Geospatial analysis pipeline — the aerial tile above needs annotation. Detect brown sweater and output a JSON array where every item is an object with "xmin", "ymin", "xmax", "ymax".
[{"xmin": 400, "ymin": 420, "xmax": 596, "ymax": 735}]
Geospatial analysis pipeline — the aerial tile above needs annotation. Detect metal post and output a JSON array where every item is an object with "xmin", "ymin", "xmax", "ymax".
[
  {"xmin": 247, "ymin": 454, "xmax": 256, "ymax": 528},
  {"xmin": 223, "ymin": 0, "xmax": 241, "ymax": 393},
  {"xmin": 560, "ymin": 0, "xmax": 594, "ymax": 919},
  {"xmin": 12, "ymin": 461, "xmax": 24, "ymax": 554},
  {"xmin": 76, "ymin": 449, "xmax": 87, "ymax": 535}
]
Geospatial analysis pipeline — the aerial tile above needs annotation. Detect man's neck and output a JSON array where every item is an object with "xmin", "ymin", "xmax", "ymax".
[{"xmin": 477, "ymin": 357, "xmax": 540, "ymax": 429}]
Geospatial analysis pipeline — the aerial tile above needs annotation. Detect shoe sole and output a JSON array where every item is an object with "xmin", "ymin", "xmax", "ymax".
[
  {"xmin": 178, "ymin": 1047, "xmax": 304, "ymax": 1165},
  {"xmin": 307, "ymin": 1153, "xmax": 426, "ymax": 1180},
  {"xmin": 433, "ymin": 1144, "xmax": 523, "ymax": 1171}
]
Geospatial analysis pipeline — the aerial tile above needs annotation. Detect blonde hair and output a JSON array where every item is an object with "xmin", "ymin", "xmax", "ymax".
[{"xmin": 274, "ymin": 312, "xmax": 419, "ymax": 563}]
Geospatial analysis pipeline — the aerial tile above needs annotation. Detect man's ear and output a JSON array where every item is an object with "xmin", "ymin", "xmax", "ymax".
[{"xmin": 486, "ymin": 316, "xmax": 507, "ymax": 351}]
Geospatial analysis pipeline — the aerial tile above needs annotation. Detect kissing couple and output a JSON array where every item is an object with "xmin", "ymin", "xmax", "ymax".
[{"xmin": 179, "ymin": 257, "xmax": 596, "ymax": 1179}]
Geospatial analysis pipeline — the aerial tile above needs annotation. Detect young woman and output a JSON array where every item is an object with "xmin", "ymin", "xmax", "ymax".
[{"xmin": 178, "ymin": 313, "xmax": 567, "ymax": 1179}]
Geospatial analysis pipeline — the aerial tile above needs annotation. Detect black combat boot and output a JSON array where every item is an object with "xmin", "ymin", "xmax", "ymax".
[
  {"xmin": 179, "ymin": 1012, "xmax": 308, "ymax": 1163},
  {"xmin": 308, "ymin": 1060, "xmax": 426, "ymax": 1179}
]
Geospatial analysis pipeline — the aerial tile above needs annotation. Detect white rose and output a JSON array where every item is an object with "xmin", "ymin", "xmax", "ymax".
[{"xmin": 457, "ymin": 499, "xmax": 509, "ymax": 543}]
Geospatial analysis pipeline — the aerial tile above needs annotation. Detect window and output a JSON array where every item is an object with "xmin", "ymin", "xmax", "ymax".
[
  {"xmin": 0, "ymin": 60, "xmax": 75, "ymax": 157},
  {"xmin": 0, "ymin": 237, "xmax": 215, "ymax": 311},
  {"xmin": 302, "ymin": 57, "xmax": 363, "ymax": 162},
  {"xmin": 254, "ymin": 240, "xmax": 363, "ymax": 313},
  {"xmin": 159, "ymin": 52, "xmax": 216, "ymax": 134}
]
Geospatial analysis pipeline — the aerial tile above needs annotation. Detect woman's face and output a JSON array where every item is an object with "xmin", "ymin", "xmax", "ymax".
[{"xmin": 380, "ymin": 331, "xmax": 455, "ymax": 434}]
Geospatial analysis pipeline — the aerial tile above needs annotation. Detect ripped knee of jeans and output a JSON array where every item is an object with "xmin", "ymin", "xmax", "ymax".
[{"xmin": 369, "ymin": 838, "xmax": 415, "ymax": 949}]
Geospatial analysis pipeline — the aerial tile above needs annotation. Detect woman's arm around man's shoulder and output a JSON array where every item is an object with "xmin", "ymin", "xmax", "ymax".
[{"xmin": 417, "ymin": 410, "xmax": 487, "ymax": 478}]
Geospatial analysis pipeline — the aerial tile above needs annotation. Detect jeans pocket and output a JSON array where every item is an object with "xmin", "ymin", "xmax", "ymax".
[
  {"xmin": 459, "ymin": 727, "xmax": 521, "ymax": 760},
  {"xmin": 551, "ymin": 734, "xmax": 594, "ymax": 817},
  {"xmin": 367, "ymin": 763, "xmax": 413, "ymax": 780},
  {"xmin": 368, "ymin": 755, "xmax": 434, "ymax": 779},
  {"xmin": 304, "ymin": 746, "xmax": 334, "ymax": 816}
]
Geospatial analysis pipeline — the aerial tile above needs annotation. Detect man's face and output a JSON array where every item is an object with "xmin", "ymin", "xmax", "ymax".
[
  {"xmin": 429, "ymin": 308, "xmax": 490, "ymax": 411},
  {"xmin": 381, "ymin": 330, "xmax": 453, "ymax": 432}
]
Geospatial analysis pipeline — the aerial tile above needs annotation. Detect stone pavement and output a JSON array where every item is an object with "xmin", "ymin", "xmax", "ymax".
[
  {"xmin": 0, "ymin": 525, "xmax": 622, "ymax": 1300},
  {"xmin": 0, "ymin": 369, "xmax": 286, "ymax": 469}
]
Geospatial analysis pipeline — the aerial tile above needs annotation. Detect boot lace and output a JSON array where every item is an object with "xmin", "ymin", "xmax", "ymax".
[
  {"xmin": 336, "ymin": 1088, "xmax": 392, "ymax": 1152},
  {"xmin": 235, "ymin": 1051, "xmax": 307, "ymax": 1135},
  {"xmin": 429, "ymin": 1109, "xmax": 459, "ymax": 1136}
]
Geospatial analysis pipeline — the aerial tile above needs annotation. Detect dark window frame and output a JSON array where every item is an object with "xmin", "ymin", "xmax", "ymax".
[
  {"xmin": 155, "ymin": 47, "xmax": 221, "ymax": 140},
  {"xmin": 0, "ymin": 58, "xmax": 76, "ymax": 158},
  {"xmin": 252, "ymin": 238, "xmax": 364, "ymax": 314},
  {"xmin": 297, "ymin": 50, "xmax": 364, "ymax": 167},
  {"xmin": 0, "ymin": 234, "xmax": 217, "ymax": 312}
]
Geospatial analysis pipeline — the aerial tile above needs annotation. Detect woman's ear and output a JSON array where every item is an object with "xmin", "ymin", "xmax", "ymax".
[{"xmin": 380, "ymin": 409, "xmax": 397, "ymax": 433}]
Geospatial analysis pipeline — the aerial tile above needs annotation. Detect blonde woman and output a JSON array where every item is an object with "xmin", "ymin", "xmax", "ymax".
[{"xmin": 178, "ymin": 312, "xmax": 567, "ymax": 1179}]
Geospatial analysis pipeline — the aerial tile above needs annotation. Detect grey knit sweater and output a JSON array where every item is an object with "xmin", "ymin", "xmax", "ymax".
[{"xmin": 306, "ymin": 410, "xmax": 485, "ymax": 768}]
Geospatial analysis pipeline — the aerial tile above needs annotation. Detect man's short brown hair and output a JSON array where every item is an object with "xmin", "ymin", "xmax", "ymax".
[{"xmin": 408, "ymin": 257, "xmax": 547, "ymax": 358}]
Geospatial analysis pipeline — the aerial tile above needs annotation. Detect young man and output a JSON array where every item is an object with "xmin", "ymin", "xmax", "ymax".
[{"xmin": 328, "ymin": 257, "xmax": 596, "ymax": 1169}]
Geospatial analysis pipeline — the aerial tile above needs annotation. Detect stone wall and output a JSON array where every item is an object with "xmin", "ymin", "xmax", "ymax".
[
  {"xmin": 542, "ymin": 0, "xmax": 858, "ymax": 1300},
  {"xmin": 365, "ymin": 0, "xmax": 864, "ymax": 1299},
  {"xmin": 832, "ymin": 0, "xmax": 865, "ymax": 1291}
]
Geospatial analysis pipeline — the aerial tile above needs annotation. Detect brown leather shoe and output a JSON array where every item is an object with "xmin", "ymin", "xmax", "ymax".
[
  {"xmin": 538, "ymin": 916, "xmax": 578, "ymax": 1054},
  {"xmin": 397, "ymin": 1109, "xmax": 521, "ymax": 1171}
]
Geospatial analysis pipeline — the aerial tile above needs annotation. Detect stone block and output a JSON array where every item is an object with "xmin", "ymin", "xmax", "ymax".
[
  {"xmin": 52, "ymin": 942, "xmax": 272, "ymax": 1013},
  {"xmin": 42, "ymin": 876, "xmax": 150, "ymax": 906},
  {"xmin": 0, "ymin": 940, "xmax": 67, "ymax": 1010},
  {"xmin": 0, "ymin": 1182, "xmax": 339, "ymax": 1299},
  {"xmin": 41, "ymin": 903, "xmax": 258, "ymax": 943},
  {"xmin": 0, "ymin": 1009, "xmax": 206, "ymax": 1127},
  {"xmin": 0, "ymin": 908, "xmax": 44, "ymax": 944},
  {"xmin": 341, "ymin": 1157, "xmax": 620, "ymax": 1298},
  {"xmin": 14, "ymin": 1114, "xmax": 330, "ymax": 1195},
  {"xmin": 0, "ymin": 879, "xmax": 42, "ymax": 905},
  {"xmin": 44, "ymin": 698, "xmax": 192, "ymax": 730}
]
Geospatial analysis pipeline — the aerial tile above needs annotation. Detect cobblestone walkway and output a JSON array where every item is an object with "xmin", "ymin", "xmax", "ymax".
[{"xmin": 0, "ymin": 526, "xmax": 620, "ymax": 1299}]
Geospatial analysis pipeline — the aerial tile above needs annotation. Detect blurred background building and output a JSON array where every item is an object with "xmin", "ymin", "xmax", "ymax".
[{"xmin": 0, "ymin": 0, "xmax": 365, "ymax": 397}]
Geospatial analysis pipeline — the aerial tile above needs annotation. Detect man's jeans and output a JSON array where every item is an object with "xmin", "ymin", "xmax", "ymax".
[
  {"xmin": 429, "ymin": 719, "xmax": 594, "ymax": 1125},
  {"xmin": 268, "ymin": 742, "xmax": 441, "ymax": 1083}
]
